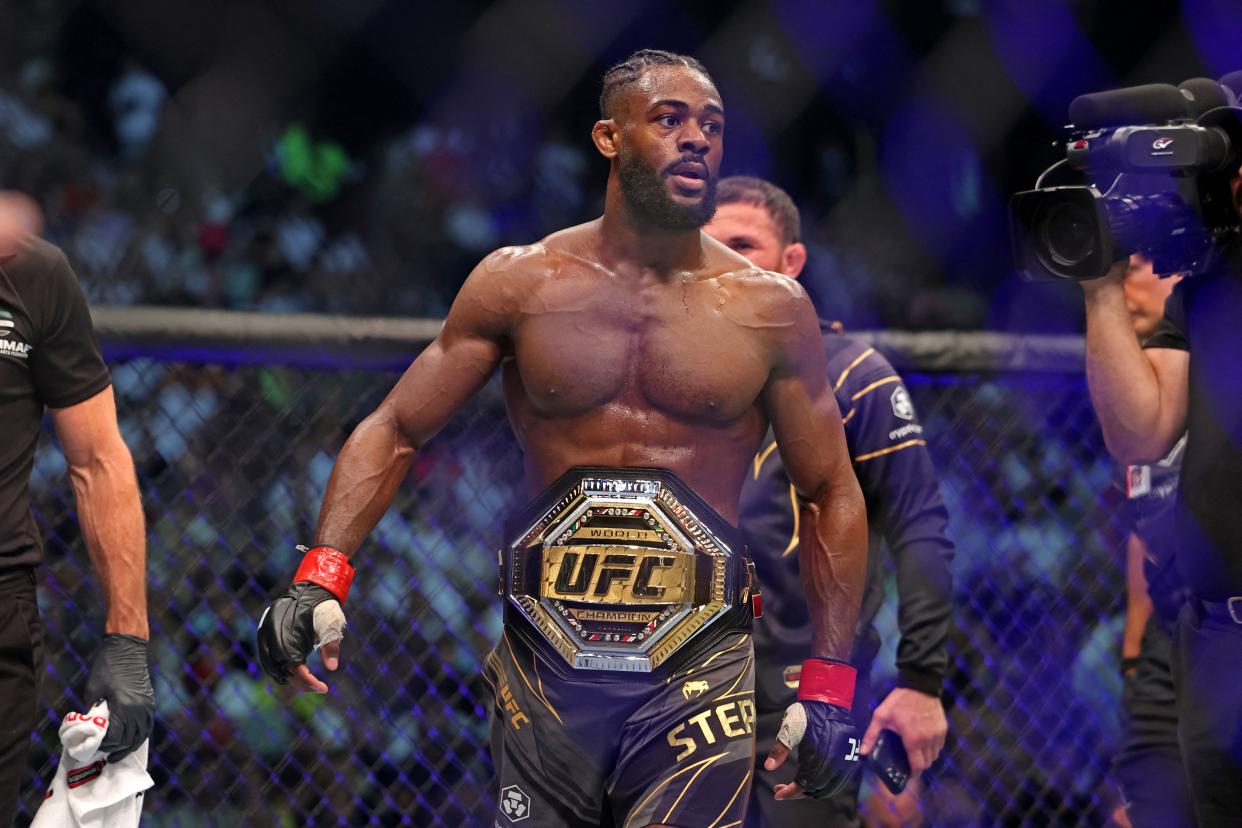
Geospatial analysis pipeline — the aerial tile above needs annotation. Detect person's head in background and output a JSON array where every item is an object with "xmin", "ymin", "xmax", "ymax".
[
  {"xmin": 704, "ymin": 175, "xmax": 806, "ymax": 277},
  {"xmin": 0, "ymin": 190, "xmax": 43, "ymax": 256},
  {"xmin": 1123, "ymin": 253, "xmax": 1182, "ymax": 343}
]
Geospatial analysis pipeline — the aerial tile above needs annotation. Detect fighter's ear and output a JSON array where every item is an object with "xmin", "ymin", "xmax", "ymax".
[{"xmin": 592, "ymin": 119, "xmax": 620, "ymax": 159}]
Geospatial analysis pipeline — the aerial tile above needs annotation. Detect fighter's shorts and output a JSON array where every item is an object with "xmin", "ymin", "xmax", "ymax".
[{"xmin": 484, "ymin": 630, "xmax": 756, "ymax": 828}]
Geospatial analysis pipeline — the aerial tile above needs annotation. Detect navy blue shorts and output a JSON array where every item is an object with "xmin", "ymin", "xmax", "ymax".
[{"xmin": 484, "ymin": 630, "xmax": 755, "ymax": 827}]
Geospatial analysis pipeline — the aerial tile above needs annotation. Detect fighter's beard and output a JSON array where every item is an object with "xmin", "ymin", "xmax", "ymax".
[{"xmin": 618, "ymin": 150, "xmax": 717, "ymax": 232}]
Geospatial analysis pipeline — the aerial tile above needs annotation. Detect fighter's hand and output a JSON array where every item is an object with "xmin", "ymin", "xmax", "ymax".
[
  {"xmin": 85, "ymin": 633, "xmax": 155, "ymax": 763},
  {"xmin": 257, "ymin": 583, "xmax": 346, "ymax": 693},
  {"xmin": 766, "ymin": 699, "xmax": 863, "ymax": 800},
  {"xmin": 256, "ymin": 545, "xmax": 354, "ymax": 694},
  {"xmin": 766, "ymin": 657, "xmax": 863, "ymax": 800},
  {"xmin": 861, "ymin": 687, "xmax": 946, "ymax": 777}
]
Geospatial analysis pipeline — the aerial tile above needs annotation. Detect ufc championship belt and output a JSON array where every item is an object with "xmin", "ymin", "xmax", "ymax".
[{"xmin": 500, "ymin": 467, "xmax": 759, "ymax": 674}]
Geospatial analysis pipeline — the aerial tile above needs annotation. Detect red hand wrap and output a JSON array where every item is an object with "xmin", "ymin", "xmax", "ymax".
[
  {"xmin": 293, "ymin": 545, "xmax": 355, "ymax": 604},
  {"xmin": 797, "ymin": 658, "xmax": 857, "ymax": 708}
]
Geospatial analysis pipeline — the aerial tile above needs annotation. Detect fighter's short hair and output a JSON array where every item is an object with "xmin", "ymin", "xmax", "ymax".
[
  {"xmin": 716, "ymin": 176, "xmax": 802, "ymax": 246},
  {"xmin": 599, "ymin": 49, "xmax": 714, "ymax": 120}
]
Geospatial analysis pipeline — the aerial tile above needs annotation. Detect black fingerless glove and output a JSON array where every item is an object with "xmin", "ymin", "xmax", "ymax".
[
  {"xmin": 256, "ymin": 545, "xmax": 354, "ymax": 684},
  {"xmin": 257, "ymin": 582, "xmax": 338, "ymax": 683}
]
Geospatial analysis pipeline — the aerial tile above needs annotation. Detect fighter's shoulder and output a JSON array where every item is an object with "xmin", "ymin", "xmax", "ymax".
[
  {"xmin": 478, "ymin": 223, "xmax": 608, "ymax": 281},
  {"xmin": 713, "ymin": 264, "xmax": 815, "ymax": 330},
  {"xmin": 458, "ymin": 238, "xmax": 567, "ymax": 308},
  {"xmin": 472, "ymin": 242, "xmax": 553, "ymax": 281}
]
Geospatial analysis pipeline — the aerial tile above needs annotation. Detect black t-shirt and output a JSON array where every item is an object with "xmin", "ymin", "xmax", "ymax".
[
  {"xmin": 1144, "ymin": 245, "xmax": 1242, "ymax": 600},
  {"xmin": 0, "ymin": 238, "xmax": 111, "ymax": 572}
]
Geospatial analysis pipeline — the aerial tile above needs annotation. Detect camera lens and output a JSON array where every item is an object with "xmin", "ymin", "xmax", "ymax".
[{"xmin": 1039, "ymin": 201, "xmax": 1097, "ymax": 268}]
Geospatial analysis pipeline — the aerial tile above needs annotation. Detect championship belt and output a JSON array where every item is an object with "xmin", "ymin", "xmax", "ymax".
[{"xmin": 500, "ymin": 467, "xmax": 758, "ymax": 674}]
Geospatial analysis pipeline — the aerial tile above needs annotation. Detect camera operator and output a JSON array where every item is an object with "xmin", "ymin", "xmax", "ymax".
[
  {"xmin": 1081, "ymin": 167, "xmax": 1242, "ymax": 826},
  {"xmin": 1109, "ymin": 254, "xmax": 1195, "ymax": 828}
]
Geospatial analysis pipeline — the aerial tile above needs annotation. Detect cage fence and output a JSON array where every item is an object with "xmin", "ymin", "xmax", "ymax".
[{"xmin": 18, "ymin": 311, "xmax": 1125, "ymax": 827}]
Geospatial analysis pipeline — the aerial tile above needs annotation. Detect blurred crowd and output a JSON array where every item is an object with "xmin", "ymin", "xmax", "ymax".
[
  {"xmin": 0, "ymin": 0, "xmax": 1011, "ymax": 331},
  {"xmin": 0, "ymin": 3, "xmax": 600, "ymax": 320}
]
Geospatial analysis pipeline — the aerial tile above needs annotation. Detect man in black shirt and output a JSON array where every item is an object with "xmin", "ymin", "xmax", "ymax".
[
  {"xmin": 705, "ymin": 177, "xmax": 954, "ymax": 827},
  {"xmin": 0, "ymin": 228, "xmax": 154, "ymax": 823},
  {"xmin": 1082, "ymin": 162, "xmax": 1242, "ymax": 826}
]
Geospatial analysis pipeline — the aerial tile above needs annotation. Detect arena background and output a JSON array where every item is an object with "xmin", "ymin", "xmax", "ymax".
[{"xmin": 5, "ymin": 0, "xmax": 1239, "ymax": 824}]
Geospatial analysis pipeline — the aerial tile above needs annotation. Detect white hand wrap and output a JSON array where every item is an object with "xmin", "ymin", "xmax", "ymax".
[
  {"xmin": 313, "ymin": 599, "xmax": 347, "ymax": 649},
  {"xmin": 777, "ymin": 701, "xmax": 808, "ymax": 749}
]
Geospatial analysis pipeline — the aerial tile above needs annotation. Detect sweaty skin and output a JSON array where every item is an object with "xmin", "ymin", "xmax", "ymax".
[{"xmin": 303, "ymin": 67, "xmax": 867, "ymax": 753}]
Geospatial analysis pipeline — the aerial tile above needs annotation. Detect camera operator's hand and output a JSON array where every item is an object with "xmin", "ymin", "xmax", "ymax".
[{"xmin": 1079, "ymin": 257, "xmax": 1129, "ymax": 292}]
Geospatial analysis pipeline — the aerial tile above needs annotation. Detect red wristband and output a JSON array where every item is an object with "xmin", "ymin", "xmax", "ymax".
[
  {"xmin": 293, "ymin": 545, "xmax": 355, "ymax": 604},
  {"xmin": 796, "ymin": 658, "xmax": 857, "ymax": 708}
]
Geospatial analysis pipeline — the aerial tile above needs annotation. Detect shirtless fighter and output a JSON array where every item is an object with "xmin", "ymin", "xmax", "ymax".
[{"xmin": 257, "ymin": 50, "xmax": 867, "ymax": 827}]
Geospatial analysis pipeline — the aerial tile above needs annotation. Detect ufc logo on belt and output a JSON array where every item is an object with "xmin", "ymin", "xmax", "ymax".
[{"xmin": 541, "ymin": 545, "xmax": 695, "ymax": 604}]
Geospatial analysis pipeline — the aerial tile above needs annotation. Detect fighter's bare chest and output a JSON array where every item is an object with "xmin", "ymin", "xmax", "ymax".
[{"xmin": 509, "ymin": 284, "xmax": 772, "ymax": 422}]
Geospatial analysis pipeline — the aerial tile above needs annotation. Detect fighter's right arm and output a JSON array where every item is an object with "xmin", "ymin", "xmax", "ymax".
[
  {"xmin": 258, "ymin": 248, "xmax": 530, "ymax": 692},
  {"xmin": 313, "ymin": 251, "xmax": 525, "ymax": 552},
  {"xmin": 1082, "ymin": 261, "xmax": 1188, "ymax": 464}
]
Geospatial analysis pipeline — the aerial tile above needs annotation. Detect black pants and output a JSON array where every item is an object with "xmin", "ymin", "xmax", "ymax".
[
  {"xmin": 1175, "ymin": 600, "xmax": 1242, "ymax": 827},
  {"xmin": 0, "ymin": 569, "xmax": 42, "ymax": 827},
  {"xmin": 1114, "ymin": 618, "xmax": 1196, "ymax": 828}
]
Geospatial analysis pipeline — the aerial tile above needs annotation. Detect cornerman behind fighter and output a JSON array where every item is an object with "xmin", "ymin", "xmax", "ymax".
[
  {"xmin": 256, "ymin": 51, "xmax": 868, "ymax": 827},
  {"xmin": 704, "ymin": 177, "xmax": 954, "ymax": 827}
]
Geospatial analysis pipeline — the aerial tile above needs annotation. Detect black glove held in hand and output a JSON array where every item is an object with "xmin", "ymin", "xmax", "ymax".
[
  {"xmin": 85, "ymin": 633, "xmax": 154, "ymax": 763},
  {"xmin": 781, "ymin": 700, "xmax": 863, "ymax": 799},
  {"xmin": 256, "ymin": 582, "xmax": 339, "ymax": 684}
]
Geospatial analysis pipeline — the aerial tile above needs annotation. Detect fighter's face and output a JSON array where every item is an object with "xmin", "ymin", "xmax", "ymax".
[
  {"xmin": 614, "ymin": 65, "xmax": 724, "ymax": 231},
  {"xmin": 704, "ymin": 202, "xmax": 787, "ymax": 273},
  {"xmin": 1123, "ymin": 253, "xmax": 1181, "ymax": 341}
]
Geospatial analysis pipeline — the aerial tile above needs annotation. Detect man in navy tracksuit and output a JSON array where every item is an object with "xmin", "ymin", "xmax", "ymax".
[{"xmin": 706, "ymin": 177, "xmax": 955, "ymax": 827}]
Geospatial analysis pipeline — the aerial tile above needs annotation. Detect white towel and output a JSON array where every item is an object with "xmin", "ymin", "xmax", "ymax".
[{"xmin": 31, "ymin": 701, "xmax": 153, "ymax": 828}]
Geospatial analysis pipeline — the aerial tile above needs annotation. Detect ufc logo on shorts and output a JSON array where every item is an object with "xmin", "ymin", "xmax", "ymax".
[{"xmin": 845, "ymin": 737, "xmax": 861, "ymax": 762}]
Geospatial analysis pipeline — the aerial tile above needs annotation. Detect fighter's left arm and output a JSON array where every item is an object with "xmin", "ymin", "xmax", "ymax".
[
  {"xmin": 759, "ymin": 280, "xmax": 868, "ymax": 800},
  {"xmin": 840, "ymin": 362, "xmax": 953, "ymax": 775},
  {"xmin": 762, "ymin": 296, "xmax": 867, "ymax": 660}
]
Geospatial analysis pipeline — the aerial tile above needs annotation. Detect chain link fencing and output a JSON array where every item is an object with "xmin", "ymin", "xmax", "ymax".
[{"xmin": 19, "ymin": 311, "xmax": 1126, "ymax": 827}]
